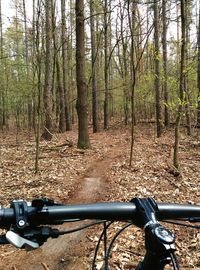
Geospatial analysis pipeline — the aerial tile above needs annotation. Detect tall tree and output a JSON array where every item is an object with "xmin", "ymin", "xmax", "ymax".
[
  {"xmin": 68, "ymin": 0, "xmax": 75, "ymax": 125},
  {"xmin": 0, "ymin": 0, "xmax": 5, "ymax": 129},
  {"xmin": 35, "ymin": 0, "xmax": 43, "ymax": 173},
  {"xmin": 90, "ymin": 0, "xmax": 99, "ymax": 133},
  {"xmin": 52, "ymin": 1, "xmax": 65, "ymax": 132},
  {"xmin": 197, "ymin": 3, "xmax": 200, "ymax": 127},
  {"xmin": 153, "ymin": 0, "xmax": 163, "ymax": 137},
  {"xmin": 162, "ymin": 0, "xmax": 169, "ymax": 127},
  {"xmin": 22, "ymin": 0, "xmax": 33, "ymax": 131},
  {"xmin": 128, "ymin": 0, "xmax": 137, "ymax": 166},
  {"xmin": 61, "ymin": 0, "xmax": 71, "ymax": 131},
  {"xmin": 174, "ymin": 0, "xmax": 187, "ymax": 169},
  {"xmin": 119, "ymin": 1, "xmax": 129, "ymax": 125},
  {"xmin": 75, "ymin": 0, "xmax": 91, "ymax": 148},
  {"xmin": 104, "ymin": 0, "xmax": 109, "ymax": 129},
  {"xmin": 41, "ymin": 0, "xmax": 53, "ymax": 140},
  {"xmin": 185, "ymin": 0, "xmax": 192, "ymax": 135}
]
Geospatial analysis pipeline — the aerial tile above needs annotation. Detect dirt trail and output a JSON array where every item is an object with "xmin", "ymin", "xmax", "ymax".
[{"xmin": 0, "ymin": 139, "xmax": 123, "ymax": 270}]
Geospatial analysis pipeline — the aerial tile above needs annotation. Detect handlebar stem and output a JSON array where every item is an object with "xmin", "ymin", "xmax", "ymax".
[{"xmin": 132, "ymin": 198, "xmax": 177, "ymax": 270}]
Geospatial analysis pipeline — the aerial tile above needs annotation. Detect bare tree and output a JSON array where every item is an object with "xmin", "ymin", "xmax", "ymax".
[
  {"xmin": 185, "ymin": 0, "xmax": 192, "ymax": 135},
  {"xmin": 52, "ymin": 1, "xmax": 65, "ymax": 132},
  {"xmin": 61, "ymin": 0, "xmax": 71, "ymax": 131},
  {"xmin": 0, "ymin": 0, "xmax": 5, "ymax": 129},
  {"xmin": 35, "ymin": 0, "xmax": 43, "ymax": 173},
  {"xmin": 104, "ymin": 0, "xmax": 109, "ymax": 129},
  {"xmin": 41, "ymin": 0, "xmax": 53, "ymax": 140},
  {"xmin": 90, "ymin": 0, "xmax": 99, "ymax": 133},
  {"xmin": 197, "ymin": 3, "xmax": 200, "ymax": 128},
  {"xmin": 153, "ymin": 0, "xmax": 163, "ymax": 137},
  {"xmin": 162, "ymin": 0, "xmax": 169, "ymax": 127},
  {"xmin": 75, "ymin": 0, "xmax": 91, "ymax": 149},
  {"xmin": 174, "ymin": 0, "xmax": 187, "ymax": 169}
]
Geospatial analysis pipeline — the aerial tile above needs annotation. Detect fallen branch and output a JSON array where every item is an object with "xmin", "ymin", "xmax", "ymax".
[{"xmin": 41, "ymin": 262, "xmax": 51, "ymax": 270}]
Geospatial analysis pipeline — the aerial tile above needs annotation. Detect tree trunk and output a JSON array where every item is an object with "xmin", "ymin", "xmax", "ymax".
[
  {"xmin": 197, "ymin": 4, "xmax": 200, "ymax": 127},
  {"xmin": 32, "ymin": 0, "xmax": 36, "ymax": 132},
  {"xmin": 185, "ymin": 0, "xmax": 192, "ymax": 135},
  {"xmin": 128, "ymin": 1, "xmax": 137, "ymax": 167},
  {"xmin": 90, "ymin": 0, "xmax": 99, "ymax": 133},
  {"xmin": 162, "ymin": 0, "xmax": 169, "ymax": 127},
  {"xmin": 120, "ymin": 2, "xmax": 129, "ymax": 125},
  {"xmin": 23, "ymin": 0, "xmax": 33, "ymax": 131},
  {"xmin": 75, "ymin": 0, "xmax": 91, "ymax": 149},
  {"xmin": 104, "ymin": 0, "xmax": 109, "ymax": 129},
  {"xmin": 69, "ymin": 0, "xmax": 75, "ymax": 125},
  {"xmin": 41, "ymin": 0, "xmax": 53, "ymax": 140},
  {"xmin": 0, "ymin": 0, "xmax": 4, "ymax": 129},
  {"xmin": 61, "ymin": 0, "xmax": 71, "ymax": 131},
  {"xmin": 52, "ymin": 2, "xmax": 65, "ymax": 132},
  {"xmin": 153, "ymin": 0, "xmax": 163, "ymax": 137},
  {"xmin": 173, "ymin": 0, "xmax": 186, "ymax": 169},
  {"xmin": 35, "ymin": 0, "xmax": 42, "ymax": 173}
]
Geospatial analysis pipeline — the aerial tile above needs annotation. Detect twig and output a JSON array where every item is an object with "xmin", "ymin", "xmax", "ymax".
[
  {"xmin": 41, "ymin": 262, "xmax": 51, "ymax": 270},
  {"xmin": 44, "ymin": 126, "xmax": 59, "ymax": 141}
]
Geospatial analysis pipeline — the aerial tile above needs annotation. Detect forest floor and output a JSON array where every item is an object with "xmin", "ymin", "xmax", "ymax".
[{"xmin": 0, "ymin": 123, "xmax": 200, "ymax": 270}]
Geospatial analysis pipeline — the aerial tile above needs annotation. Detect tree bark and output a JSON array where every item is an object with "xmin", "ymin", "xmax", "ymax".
[
  {"xmin": 35, "ymin": 0, "xmax": 42, "ymax": 173},
  {"xmin": 153, "ymin": 0, "xmax": 163, "ymax": 137},
  {"xmin": 75, "ymin": 0, "xmax": 91, "ymax": 149},
  {"xmin": 162, "ymin": 0, "xmax": 169, "ymax": 127},
  {"xmin": 185, "ymin": 0, "xmax": 192, "ymax": 135},
  {"xmin": 128, "ymin": 1, "xmax": 137, "ymax": 167},
  {"xmin": 61, "ymin": 0, "xmax": 71, "ymax": 131},
  {"xmin": 23, "ymin": 0, "xmax": 33, "ymax": 131},
  {"xmin": 41, "ymin": 0, "xmax": 53, "ymax": 140},
  {"xmin": 197, "ymin": 4, "xmax": 200, "ymax": 127},
  {"xmin": 174, "ymin": 0, "xmax": 186, "ymax": 169},
  {"xmin": 104, "ymin": 0, "xmax": 109, "ymax": 129},
  {"xmin": 90, "ymin": 0, "xmax": 99, "ymax": 133},
  {"xmin": 119, "ymin": 2, "xmax": 129, "ymax": 125},
  {"xmin": 0, "ymin": 0, "xmax": 5, "ymax": 129},
  {"xmin": 52, "ymin": 2, "xmax": 65, "ymax": 132}
]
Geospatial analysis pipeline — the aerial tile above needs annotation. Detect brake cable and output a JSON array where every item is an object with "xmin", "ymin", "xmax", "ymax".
[
  {"xmin": 105, "ymin": 222, "xmax": 133, "ymax": 270},
  {"xmin": 56, "ymin": 219, "xmax": 108, "ymax": 235},
  {"xmin": 92, "ymin": 221, "xmax": 113, "ymax": 270},
  {"xmin": 163, "ymin": 220, "xmax": 200, "ymax": 229},
  {"xmin": 170, "ymin": 252, "xmax": 180, "ymax": 270}
]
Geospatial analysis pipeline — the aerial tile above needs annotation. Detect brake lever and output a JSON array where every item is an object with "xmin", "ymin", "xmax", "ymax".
[
  {"xmin": 6, "ymin": 231, "xmax": 39, "ymax": 250},
  {"xmin": 5, "ymin": 226, "xmax": 60, "ymax": 250}
]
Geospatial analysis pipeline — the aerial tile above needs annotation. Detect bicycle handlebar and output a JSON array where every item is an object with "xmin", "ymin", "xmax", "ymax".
[
  {"xmin": 0, "ymin": 200, "xmax": 200, "ymax": 228},
  {"xmin": 0, "ymin": 198, "xmax": 199, "ymax": 269}
]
